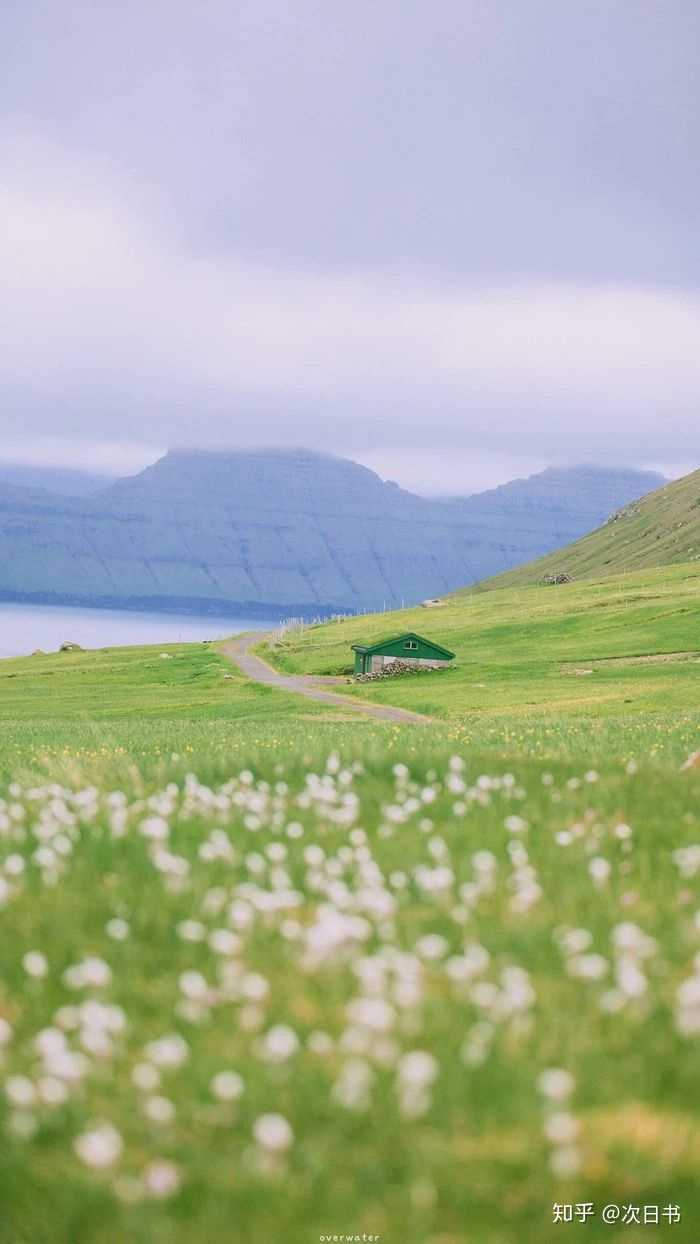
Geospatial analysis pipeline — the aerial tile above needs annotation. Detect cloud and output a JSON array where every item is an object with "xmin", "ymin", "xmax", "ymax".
[{"xmin": 1, "ymin": 129, "xmax": 699, "ymax": 476}]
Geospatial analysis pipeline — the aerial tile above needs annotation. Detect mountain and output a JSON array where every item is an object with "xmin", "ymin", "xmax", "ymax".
[
  {"xmin": 0, "ymin": 464, "xmax": 116, "ymax": 497},
  {"xmin": 0, "ymin": 449, "xmax": 665, "ymax": 617},
  {"xmin": 448, "ymin": 464, "xmax": 665, "ymax": 563},
  {"xmin": 470, "ymin": 467, "xmax": 700, "ymax": 591}
]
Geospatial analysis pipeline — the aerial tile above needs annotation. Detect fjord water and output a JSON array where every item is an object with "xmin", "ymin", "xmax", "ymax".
[{"xmin": 0, "ymin": 603, "xmax": 272, "ymax": 658}]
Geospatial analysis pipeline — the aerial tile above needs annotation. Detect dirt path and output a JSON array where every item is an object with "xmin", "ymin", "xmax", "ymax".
[{"xmin": 219, "ymin": 633, "xmax": 431, "ymax": 726}]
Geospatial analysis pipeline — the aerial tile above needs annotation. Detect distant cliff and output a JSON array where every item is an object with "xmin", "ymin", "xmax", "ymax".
[{"xmin": 0, "ymin": 450, "xmax": 664, "ymax": 617}]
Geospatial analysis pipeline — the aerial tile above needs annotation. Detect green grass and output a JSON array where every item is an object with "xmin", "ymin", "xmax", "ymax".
[
  {"xmin": 472, "ymin": 466, "xmax": 700, "ymax": 590},
  {"xmin": 260, "ymin": 562, "xmax": 700, "ymax": 726},
  {"xmin": 0, "ymin": 741, "xmax": 699, "ymax": 1244},
  {"xmin": 0, "ymin": 584, "xmax": 699, "ymax": 1242},
  {"xmin": 0, "ymin": 640, "xmax": 347, "ymax": 783},
  {"xmin": 0, "ymin": 640, "xmax": 323, "ymax": 721}
]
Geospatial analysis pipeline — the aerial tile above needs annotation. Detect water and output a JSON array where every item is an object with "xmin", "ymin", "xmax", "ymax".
[{"xmin": 0, "ymin": 603, "xmax": 274, "ymax": 659}]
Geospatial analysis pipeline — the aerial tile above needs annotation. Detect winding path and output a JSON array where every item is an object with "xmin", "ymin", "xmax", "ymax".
[{"xmin": 219, "ymin": 633, "xmax": 431, "ymax": 726}]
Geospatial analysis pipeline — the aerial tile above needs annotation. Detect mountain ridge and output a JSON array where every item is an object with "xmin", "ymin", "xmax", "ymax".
[
  {"xmin": 468, "ymin": 467, "xmax": 700, "ymax": 592},
  {"xmin": 0, "ymin": 448, "xmax": 666, "ymax": 618}
]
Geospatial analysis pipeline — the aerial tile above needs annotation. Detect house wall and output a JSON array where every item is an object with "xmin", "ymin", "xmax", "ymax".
[
  {"xmin": 367, "ymin": 636, "xmax": 451, "ymax": 663},
  {"xmin": 370, "ymin": 654, "xmax": 449, "ymax": 672}
]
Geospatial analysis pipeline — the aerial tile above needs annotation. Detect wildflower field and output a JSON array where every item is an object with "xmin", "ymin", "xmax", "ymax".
[
  {"xmin": 0, "ymin": 567, "xmax": 698, "ymax": 1243},
  {"xmin": 0, "ymin": 738, "xmax": 699, "ymax": 1244}
]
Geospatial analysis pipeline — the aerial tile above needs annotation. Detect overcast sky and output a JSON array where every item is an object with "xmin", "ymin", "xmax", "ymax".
[{"xmin": 2, "ymin": 0, "xmax": 699, "ymax": 494}]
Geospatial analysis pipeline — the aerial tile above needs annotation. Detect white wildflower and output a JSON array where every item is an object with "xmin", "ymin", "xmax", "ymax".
[
  {"xmin": 253, "ymin": 1112, "xmax": 293, "ymax": 1152},
  {"xmin": 23, "ymin": 951, "xmax": 48, "ymax": 978},
  {"xmin": 38, "ymin": 1075, "xmax": 69, "ymax": 1105},
  {"xmin": 415, "ymin": 933, "xmax": 449, "ymax": 961},
  {"xmin": 5, "ymin": 1076, "xmax": 36, "ymax": 1107},
  {"xmin": 139, "ymin": 816, "xmax": 170, "ymax": 840},
  {"xmin": 178, "ymin": 971, "xmax": 209, "ymax": 1000},
  {"xmin": 613, "ymin": 823, "xmax": 633, "ymax": 841},
  {"xmin": 132, "ymin": 1062, "xmax": 160, "ymax": 1092},
  {"xmin": 537, "ymin": 1068, "xmax": 575, "ymax": 1102},
  {"xmin": 676, "ymin": 971, "xmax": 700, "ymax": 1036},
  {"xmin": 504, "ymin": 815, "xmax": 528, "ymax": 834},
  {"xmin": 567, "ymin": 953, "xmax": 608, "ymax": 981},
  {"xmin": 239, "ymin": 973, "xmax": 269, "ymax": 1001},
  {"xmin": 143, "ymin": 1160, "xmax": 181, "ymax": 1198},
  {"xmin": 144, "ymin": 1096, "xmax": 176, "ymax": 1124},
  {"xmin": 176, "ymin": 920, "xmax": 206, "ymax": 942},
  {"xmin": 208, "ymin": 928, "xmax": 240, "ymax": 955},
  {"xmin": 544, "ymin": 1112, "xmax": 580, "ymax": 1144},
  {"xmin": 672, "ymin": 845, "xmax": 700, "ymax": 879},
  {"xmin": 332, "ymin": 1058, "xmax": 374, "ymax": 1111},
  {"xmin": 74, "ymin": 1122, "xmax": 123, "ymax": 1169},
  {"xmin": 346, "ymin": 997, "xmax": 394, "ymax": 1033},
  {"xmin": 396, "ymin": 1050, "xmax": 438, "ymax": 1119},
  {"xmin": 588, "ymin": 857, "xmax": 611, "ymax": 885},
  {"xmin": 259, "ymin": 1024, "xmax": 299, "ymax": 1063},
  {"xmin": 210, "ymin": 1070, "xmax": 245, "ymax": 1101},
  {"xmin": 144, "ymin": 1034, "xmax": 189, "ymax": 1069},
  {"xmin": 63, "ymin": 957, "xmax": 112, "ymax": 989},
  {"xmin": 34, "ymin": 1027, "xmax": 67, "ymax": 1058},
  {"xmin": 398, "ymin": 1050, "xmax": 438, "ymax": 1087}
]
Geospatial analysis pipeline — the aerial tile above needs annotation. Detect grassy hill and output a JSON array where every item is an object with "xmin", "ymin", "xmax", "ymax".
[
  {"xmin": 470, "ymin": 467, "xmax": 700, "ymax": 591},
  {"xmin": 261, "ymin": 561, "xmax": 700, "ymax": 732}
]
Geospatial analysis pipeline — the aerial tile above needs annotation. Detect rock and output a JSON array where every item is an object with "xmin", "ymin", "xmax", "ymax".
[
  {"xmin": 59, "ymin": 641, "xmax": 82, "ymax": 652},
  {"xmin": 354, "ymin": 659, "xmax": 447, "ymax": 683},
  {"xmin": 541, "ymin": 572, "xmax": 573, "ymax": 585}
]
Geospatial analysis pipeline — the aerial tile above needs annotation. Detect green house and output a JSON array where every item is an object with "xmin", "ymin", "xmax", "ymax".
[{"xmin": 351, "ymin": 632, "xmax": 456, "ymax": 676}]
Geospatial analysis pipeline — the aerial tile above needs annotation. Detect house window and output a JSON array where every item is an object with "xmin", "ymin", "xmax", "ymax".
[{"xmin": 404, "ymin": 640, "xmax": 418, "ymax": 650}]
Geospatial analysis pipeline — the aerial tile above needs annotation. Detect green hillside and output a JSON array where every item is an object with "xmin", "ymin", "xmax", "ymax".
[
  {"xmin": 470, "ymin": 467, "xmax": 700, "ymax": 591},
  {"xmin": 261, "ymin": 561, "xmax": 700, "ymax": 729},
  {"xmin": 1, "ymin": 579, "xmax": 699, "ymax": 1243}
]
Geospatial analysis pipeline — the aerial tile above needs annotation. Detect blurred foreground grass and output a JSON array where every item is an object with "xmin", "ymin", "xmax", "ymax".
[
  {"xmin": 0, "ymin": 736, "xmax": 699, "ymax": 1243},
  {"xmin": 0, "ymin": 627, "xmax": 698, "ymax": 1242}
]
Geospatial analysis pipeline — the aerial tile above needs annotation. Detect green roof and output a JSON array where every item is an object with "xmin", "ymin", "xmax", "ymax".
[{"xmin": 351, "ymin": 631, "xmax": 455, "ymax": 659}]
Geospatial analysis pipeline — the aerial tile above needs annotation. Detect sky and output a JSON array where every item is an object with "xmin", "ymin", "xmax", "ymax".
[{"xmin": 1, "ymin": 0, "xmax": 699, "ymax": 495}]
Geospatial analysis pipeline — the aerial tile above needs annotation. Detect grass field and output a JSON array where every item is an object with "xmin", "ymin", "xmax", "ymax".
[
  {"xmin": 0, "ymin": 641, "xmax": 347, "ymax": 784},
  {"xmin": 0, "ymin": 568, "xmax": 698, "ymax": 1243},
  {"xmin": 260, "ymin": 562, "xmax": 700, "ymax": 727}
]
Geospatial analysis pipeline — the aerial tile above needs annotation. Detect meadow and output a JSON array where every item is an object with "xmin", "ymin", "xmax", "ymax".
[
  {"xmin": 261, "ymin": 563, "xmax": 700, "ymax": 724},
  {"xmin": 0, "ymin": 568, "xmax": 698, "ymax": 1243},
  {"xmin": 0, "ymin": 641, "xmax": 342, "ymax": 784}
]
